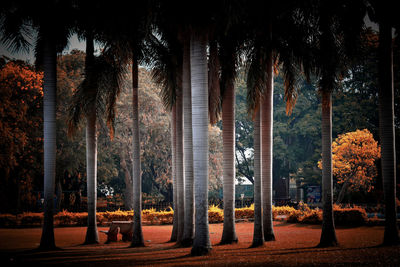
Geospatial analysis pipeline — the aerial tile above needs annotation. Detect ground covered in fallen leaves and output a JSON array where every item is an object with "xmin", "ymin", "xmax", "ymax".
[{"xmin": 1, "ymin": 221, "xmax": 399, "ymax": 266}]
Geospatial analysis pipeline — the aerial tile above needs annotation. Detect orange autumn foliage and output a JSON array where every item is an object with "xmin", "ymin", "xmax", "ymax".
[
  {"xmin": 0, "ymin": 60, "xmax": 44, "ymax": 211},
  {"xmin": 318, "ymin": 129, "xmax": 381, "ymax": 193}
]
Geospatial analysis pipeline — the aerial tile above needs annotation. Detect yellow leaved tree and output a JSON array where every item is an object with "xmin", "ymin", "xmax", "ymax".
[{"xmin": 318, "ymin": 129, "xmax": 381, "ymax": 203}]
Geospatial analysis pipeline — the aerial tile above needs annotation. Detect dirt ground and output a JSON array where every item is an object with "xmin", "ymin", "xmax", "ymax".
[{"xmin": 0, "ymin": 221, "xmax": 399, "ymax": 266}]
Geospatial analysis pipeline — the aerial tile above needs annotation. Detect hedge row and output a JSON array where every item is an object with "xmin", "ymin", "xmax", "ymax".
[
  {"xmin": 285, "ymin": 204, "xmax": 368, "ymax": 226},
  {"xmin": 0, "ymin": 204, "xmax": 370, "ymax": 227}
]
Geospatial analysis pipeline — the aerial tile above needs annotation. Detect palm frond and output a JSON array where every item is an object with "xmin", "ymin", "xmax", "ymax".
[
  {"xmin": 246, "ymin": 42, "xmax": 268, "ymax": 117},
  {"xmin": 0, "ymin": 10, "xmax": 32, "ymax": 54},
  {"xmin": 96, "ymin": 49, "xmax": 127, "ymax": 140},
  {"xmin": 68, "ymin": 48, "xmax": 126, "ymax": 139},
  {"xmin": 67, "ymin": 81, "xmax": 88, "ymax": 138},
  {"xmin": 147, "ymin": 32, "xmax": 181, "ymax": 111}
]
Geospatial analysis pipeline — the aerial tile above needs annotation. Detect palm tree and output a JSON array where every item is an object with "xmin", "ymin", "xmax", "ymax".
[
  {"xmin": 146, "ymin": 26, "xmax": 184, "ymax": 244},
  {"xmin": 308, "ymin": 1, "xmax": 366, "ymax": 247},
  {"xmin": 368, "ymin": 1, "xmax": 400, "ymax": 245},
  {"xmin": 181, "ymin": 35, "xmax": 195, "ymax": 247},
  {"xmin": 170, "ymin": 104, "xmax": 178, "ymax": 242},
  {"xmin": 175, "ymin": 64, "xmax": 185, "ymax": 243},
  {"xmin": 261, "ymin": 47, "xmax": 275, "ymax": 241},
  {"xmin": 1, "ymin": 0, "xmax": 74, "ymax": 250},
  {"xmin": 190, "ymin": 30, "xmax": 212, "ymax": 256},
  {"xmin": 99, "ymin": 0, "xmax": 152, "ymax": 247},
  {"xmin": 219, "ymin": 33, "xmax": 242, "ymax": 245},
  {"xmin": 68, "ymin": 37, "xmax": 125, "ymax": 245},
  {"xmin": 130, "ymin": 55, "xmax": 145, "ymax": 247},
  {"xmin": 315, "ymin": 4, "xmax": 340, "ymax": 248},
  {"xmin": 83, "ymin": 34, "xmax": 99, "ymax": 244},
  {"xmin": 155, "ymin": 0, "xmax": 224, "ymax": 253},
  {"xmin": 378, "ymin": 20, "xmax": 399, "ymax": 246},
  {"xmin": 251, "ymin": 107, "xmax": 264, "ymax": 247},
  {"xmin": 245, "ymin": 1, "xmax": 321, "ymax": 243},
  {"xmin": 40, "ymin": 30, "xmax": 58, "ymax": 249},
  {"xmin": 246, "ymin": 26, "xmax": 276, "ymax": 243}
]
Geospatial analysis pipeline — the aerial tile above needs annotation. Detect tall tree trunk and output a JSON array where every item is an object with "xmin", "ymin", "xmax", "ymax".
[
  {"xmin": 261, "ymin": 50, "xmax": 275, "ymax": 241},
  {"xmin": 182, "ymin": 38, "xmax": 194, "ymax": 247},
  {"xmin": 39, "ymin": 33, "xmax": 57, "ymax": 250},
  {"xmin": 170, "ymin": 104, "xmax": 178, "ymax": 242},
  {"xmin": 220, "ymin": 71, "xmax": 238, "ymax": 244},
  {"xmin": 120, "ymin": 153, "xmax": 133, "ymax": 210},
  {"xmin": 378, "ymin": 21, "xmax": 399, "ymax": 246},
  {"xmin": 84, "ymin": 34, "xmax": 99, "ymax": 245},
  {"xmin": 56, "ymin": 178, "xmax": 62, "ymax": 212},
  {"xmin": 251, "ymin": 108, "xmax": 264, "ymax": 247},
  {"xmin": 130, "ymin": 56, "xmax": 144, "ymax": 247},
  {"xmin": 176, "ymin": 75, "xmax": 185, "ymax": 244},
  {"xmin": 190, "ymin": 32, "xmax": 211, "ymax": 256},
  {"xmin": 336, "ymin": 180, "xmax": 349, "ymax": 204},
  {"xmin": 84, "ymin": 111, "xmax": 99, "ymax": 244},
  {"xmin": 318, "ymin": 89, "xmax": 338, "ymax": 247}
]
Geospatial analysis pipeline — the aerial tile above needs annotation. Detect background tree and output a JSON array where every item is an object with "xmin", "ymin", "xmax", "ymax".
[
  {"xmin": 318, "ymin": 129, "xmax": 381, "ymax": 203},
  {"xmin": 56, "ymin": 50, "xmax": 86, "ymax": 212},
  {"xmin": 0, "ymin": 59, "xmax": 43, "ymax": 213}
]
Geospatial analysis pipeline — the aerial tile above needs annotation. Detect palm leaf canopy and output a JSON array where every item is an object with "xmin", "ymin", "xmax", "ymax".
[
  {"xmin": 146, "ymin": 24, "xmax": 182, "ymax": 111},
  {"xmin": 68, "ymin": 47, "xmax": 126, "ymax": 139},
  {"xmin": 0, "ymin": 0, "xmax": 75, "ymax": 68}
]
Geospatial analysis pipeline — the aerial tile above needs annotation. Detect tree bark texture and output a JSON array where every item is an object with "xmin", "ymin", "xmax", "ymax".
[
  {"xmin": 251, "ymin": 108, "xmax": 264, "ymax": 247},
  {"xmin": 120, "ymin": 153, "xmax": 133, "ymax": 210},
  {"xmin": 170, "ymin": 104, "xmax": 178, "ymax": 242},
  {"xmin": 83, "ymin": 34, "xmax": 99, "ymax": 245},
  {"xmin": 176, "ymin": 79, "xmax": 185, "ymax": 244},
  {"xmin": 261, "ymin": 51, "xmax": 275, "ymax": 241},
  {"xmin": 130, "ymin": 57, "xmax": 145, "ymax": 247},
  {"xmin": 190, "ymin": 33, "xmax": 212, "ymax": 256},
  {"xmin": 378, "ymin": 21, "xmax": 399, "ymax": 245},
  {"xmin": 39, "ymin": 33, "xmax": 57, "ymax": 250},
  {"xmin": 318, "ymin": 89, "xmax": 338, "ymax": 247},
  {"xmin": 84, "ymin": 111, "xmax": 99, "ymax": 244},
  {"xmin": 182, "ymin": 38, "xmax": 194, "ymax": 246},
  {"xmin": 220, "ymin": 74, "xmax": 238, "ymax": 244}
]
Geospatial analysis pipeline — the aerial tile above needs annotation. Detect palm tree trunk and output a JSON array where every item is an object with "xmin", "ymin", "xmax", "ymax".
[
  {"xmin": 220, "ymin": 75, "xmax": 238, "ymax": 244},
  {"xmin": 84, "ymin": 111, "xmax": 99, "ymax": 244},
  {"xmin": 176, "ymin": 76, "xmax": 185, "ymax": 244},
  {"xmin": 182, "ymin": 38, "xmax": 194, "ymax": 247},
  {"xmin": 378, "ymin": 21, "xmax": 399, "ymax": 246},
  {"xmin": 120, "ymin": 152, "xmax": 133, "ymax": 210},
  {"xmin": 261, "ymin": 51, "xmax": 275, "ymax": 241},
  {"xmin": 190, "ymin": 32, "xmax": 211, "ymax": 256},
  {"xmin": 130, "ymin": 56, "xmax": 144, "ymax": 247},
  {"xmin": 318, "ymin": 89, "xmax": 338, "ymax": 247},
  {"xmin": 84, "ymin": 34, "xmax": 99, "ymax": 245},
  {"xmin": 251, "ymin": 108, "xmax": 264, "ymax": 247},
  {"xmin": 170, "ymin": 104, "xmax": 178, "ymax": 242},
  {"xmin": 39, "ymin": 33, "xmax": 57, "ymax": 250}
]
